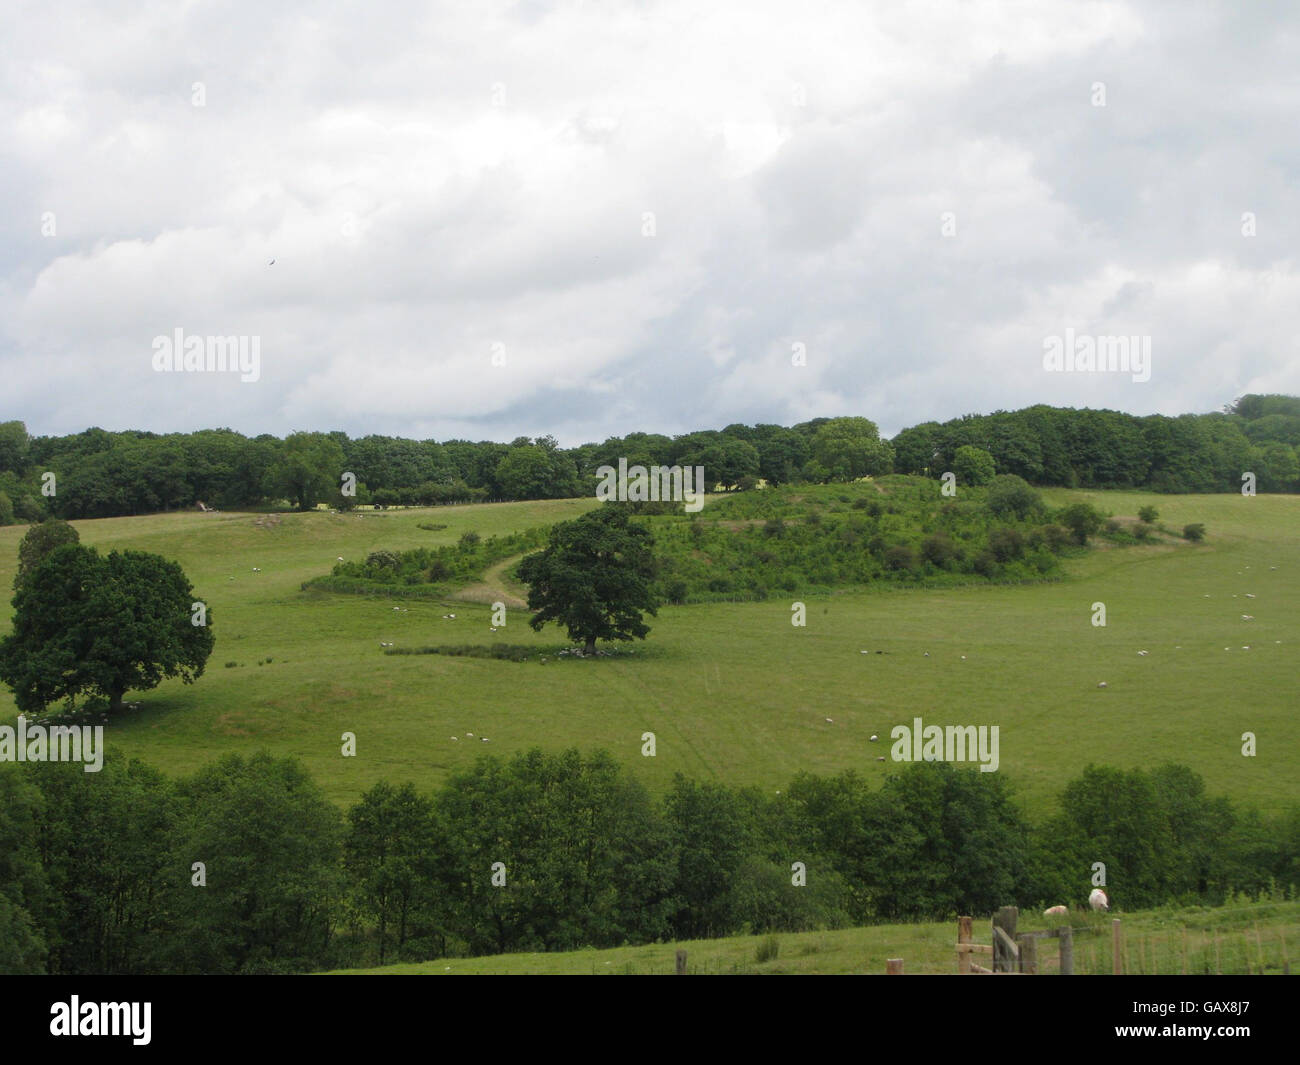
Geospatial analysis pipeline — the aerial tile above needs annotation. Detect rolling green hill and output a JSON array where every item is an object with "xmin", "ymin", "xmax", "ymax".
[{"xmin": 0, "ymin": 488, "xmax": 1295, "ymax": 816}]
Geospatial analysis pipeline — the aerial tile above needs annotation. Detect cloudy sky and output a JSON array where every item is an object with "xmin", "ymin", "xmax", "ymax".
[{"xmin": 2, "ymin": 0, "xmax": 1298, "ymax": 446}]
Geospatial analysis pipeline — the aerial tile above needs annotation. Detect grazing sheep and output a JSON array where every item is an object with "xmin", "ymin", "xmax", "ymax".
[
  {"xmin": 1089, "ymin": 888, "xmax": 1109, "ymax": 912},
  {"xmin": 1137, "ymin": 650, "xmax": 1148, "ymax": 656},
  {"xmin": 870, "ymin": 734, "xmax": 878, "ymax": 741},
  {"xmin": 875, "ymin": 756, "xmax": 886, "ymax": 762},
  {"xmin": 1098, "ymin": 681, "xmax": 1107, "ymax": 688},
  {"xmin": 1043, "ymin": 905, "xmax": 1069, "ymax": 917},
  {"xmin": 825, "ymin": 717, "xmax": 833, "ymax": 723}
]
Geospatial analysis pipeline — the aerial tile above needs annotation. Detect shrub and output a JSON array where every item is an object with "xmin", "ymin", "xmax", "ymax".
[
  {"xmin": 1138, "ymin": 505, "xmax": 1159, "ymax": 523},
  {"xmin": 1056, "ymin": 502, "xmax": 1105, "ymax": 545},
  {"xmin": 920, "ymin": 532, "xmax": 959, "ymax": 568},
  {"xmin": 763, "ymin": 517, "xmax": 785, "ymax": 538},
  {"xmin": 458, "ymin": 531, "xmax": 481, "ymax": 550},
  {"xmin": 755, "ymin": 935, "xmax": 780, "ymax": 963},
  {"xmin": 985, "ymin": 475, "xmax": 1043, "ymax": 521},
  {"xmin": 1133, "ymin": 521, "xmax": 1155, "ymax": 541},
  {"xmin": 1041, "ymin": 524, "xmax": 1073, "ymax": 552},
  {"xmin": 883, "ymin": 544, "xmax": 916, "ymax": 572},
  {"xmin": 365, "ymin": 550, "xmax": 401, "ymax": 571},
  {"xmin": 1183, "ymin": 523, "xmax": 1207, "ymax": 542},
  {"xmin": 988, "ymin": 527, "xmax": 1025, "ymax": 563}
]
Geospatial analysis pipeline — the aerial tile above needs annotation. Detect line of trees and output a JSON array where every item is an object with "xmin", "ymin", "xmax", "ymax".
[
  {"xmin": 1, "ymin": 751, "xmax": 1295, "ymax": 974},
  {"xmin": 1, "ymin": 395, "xmax": 1296, "ymax": 523}
]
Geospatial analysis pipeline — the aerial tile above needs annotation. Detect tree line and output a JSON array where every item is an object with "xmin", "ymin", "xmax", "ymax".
[
  {"xmin": 0, "ymin": 394, "xmax": 1295, "ymax": 523},
  {"xmin": 1, "ymin": 750, "xmax": 1295, "ymax": 974}
]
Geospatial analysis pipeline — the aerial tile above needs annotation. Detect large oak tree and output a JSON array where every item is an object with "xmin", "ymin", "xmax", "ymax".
[
  {"xmin": 0, "ymin": 544, "xmax": 215, "ymax": 714},
  {"xmin": 516, "ymin": 506, "xmax": 658, "ymax": 654}
]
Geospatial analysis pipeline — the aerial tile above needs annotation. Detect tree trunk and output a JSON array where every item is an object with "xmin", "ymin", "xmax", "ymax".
[
  {"xmin": 109, "ymin": 688, "xmax": 125, "ymax": 713},
  {"xmin": 584, "ymin": 637, "xmax": 596, "ymax": 655}
]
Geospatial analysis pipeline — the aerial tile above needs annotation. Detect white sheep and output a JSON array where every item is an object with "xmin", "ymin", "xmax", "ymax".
[
  {"xmin": 1089, "ymin": 888, "xmax": 1109, "ymax": 912},
  {"xmin": 1043, "ymin": 905, "xmax": 1069, "ymax": 917}
]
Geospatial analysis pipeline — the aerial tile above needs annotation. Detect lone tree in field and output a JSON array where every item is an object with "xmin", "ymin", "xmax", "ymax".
[
  {"xmin": 517, "ymin": 506, "xmax": 658, "ymax": 655},
  {"xmin": 0, "ymin": 544, "xmax": 215, "ymax": 714}
]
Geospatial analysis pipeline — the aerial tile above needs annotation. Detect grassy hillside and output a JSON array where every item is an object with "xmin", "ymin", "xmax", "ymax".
[
  {"xmin": 0, "ymin": 488, "xmax": 1295, "ymax": 815},
  {"xmin": 328, "ymin": 898, "xmax": 1300, "ymax": 975}
]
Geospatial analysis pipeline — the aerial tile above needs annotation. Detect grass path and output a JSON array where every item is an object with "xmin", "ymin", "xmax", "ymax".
[{"xmin": 455, "ymin": 554, "xmax": 529, "ymax": 608}]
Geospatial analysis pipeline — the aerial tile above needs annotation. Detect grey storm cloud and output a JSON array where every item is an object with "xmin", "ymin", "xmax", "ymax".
[{"xmin": 1, "ymin": 0, "xmax": 1297, "ymax": 445}]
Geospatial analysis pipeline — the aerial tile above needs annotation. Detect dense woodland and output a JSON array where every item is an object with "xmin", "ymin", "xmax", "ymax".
[
  {"xmin": 1, "ymin": 394, "xmax": 1297, "ymax": 523},
  {"xmin": 1, "ymin": 751, "xmax": 1295, "ymax": 974}
]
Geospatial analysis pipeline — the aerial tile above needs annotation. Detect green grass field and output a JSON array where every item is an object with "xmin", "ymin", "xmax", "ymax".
[
  {"xmin": 327, "ymin": 898, "xmax": 1300, "ymax": 975},
  {"xmin": 0, "ymin": 489, "xmax": 1295, "ymax": 817}
]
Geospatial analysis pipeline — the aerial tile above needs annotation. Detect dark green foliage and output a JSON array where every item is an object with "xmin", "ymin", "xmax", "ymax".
[
  {"xmin": 13, "ymin": 519, "xmax": 80, "ymax": 590},
  {"xmin": 12, "ymin": 393, "xmax": 1299, "ymax": 524},
  {"xmin": 307, "ymin": 527, "xmax": 547, "ymax": 595},
  {"xmin": 432, "ymin": 749, "xmax": 675, "ymax": 954},
  {"xmin": 1184, "ymin": 523, "xmax": 1207, "ymax": 541},
  {"xmin": 26, "ymin": 756, "xmax": 175, "ymax": 975},
  {"xmin": 985, "ymin": 475, "xmax": 1044, "ymax": 521},
  {"xmin": 1138, "ymin": 504, "xmax": 1159, "ymax": 522},
  {"xmin": 643, "ymin": 478, "xmax": 1073, "ymax": 602},
  {"xmin": 382, "ymin": 644, "xmax": 535, "ymax": 661},
  {"xmin": 807, "ymin": 417, "xmax": 894, "ymax": 482},
  {"xmin": 267, "ymin": 431, "xmax": 347, "ymax": 511},
  {"xmin": 0, "ymin": 545, "xmax": 214, "ymax": 714},
  {"xmin": 1, "ymin": 750, "xmax": 1295, "ymax": 973},
  {"xmin": 517, "ymin": 506, "xmax": 659, "ymax": 654},
  {"xmin": 0, "ymin": 768, "xmax": 48, "ymax": 973},
  {"xmin": 663, "ymin": 775, "xmax": 754, "ymax": 939},
  {"xmin": 345, "ymin": 782, "xmax": 440, "ymax": 964},
  {"xmin": 953, "ymin": 445, "xmax": 996, "ymax": 486},
  {"xmin": 1056, "ymin": 502, "xmax": 1106, "ymax": 545},
  {"xmin": 162, "ymin": 753, "xmax": 343, "ymax": 974}
]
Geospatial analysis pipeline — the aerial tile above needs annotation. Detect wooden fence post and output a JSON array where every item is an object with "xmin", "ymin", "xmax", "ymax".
[
  {"xmin": 675, "ymin": 949, "xmax": 687, "ymax": 975},
  {"xmin": 1018, "ymin": 933, "xmax": 1039, "ymax": 975},
  {"xmin": 957, "ymin": 916, "xmax": 973, "ymax": 974},
  {"xmin": 993, "ymin": 906, "xmax": 1019, "ymax": 973},
  {"xmin": 1059, "ymin": 924, "xmax": 1074, "ymax": 976},
  {"xmin": 1112, "ymin": 919, "xmax": 1122, "ymax": 976},
  {"xmin": 887, "ymin": 958, "xmax": 904, "ymax": 974}
]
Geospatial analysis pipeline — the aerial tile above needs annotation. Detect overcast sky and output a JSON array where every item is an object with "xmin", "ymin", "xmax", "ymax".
[{"xmin": 2, "ymin": 0, "xmax": 1298, "ymax": 446}]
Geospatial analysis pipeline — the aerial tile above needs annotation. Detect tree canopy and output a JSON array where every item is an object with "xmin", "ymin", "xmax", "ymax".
[
  {"xmin": 0, "ymin": 545, "xmax": 214, "ymax": 714},
  {"xmin": 516, "ymin": 506, "xmax": 659, "ymax": 654}
]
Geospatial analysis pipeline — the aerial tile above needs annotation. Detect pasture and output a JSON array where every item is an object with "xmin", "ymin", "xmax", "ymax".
[
  {"xmin": 0, "ymin": 488, "xmax": 1295, "ymax": 816},
  {"xmin": 328, "ymin": 898, "xmax": 1300, "ymax": 975}
]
